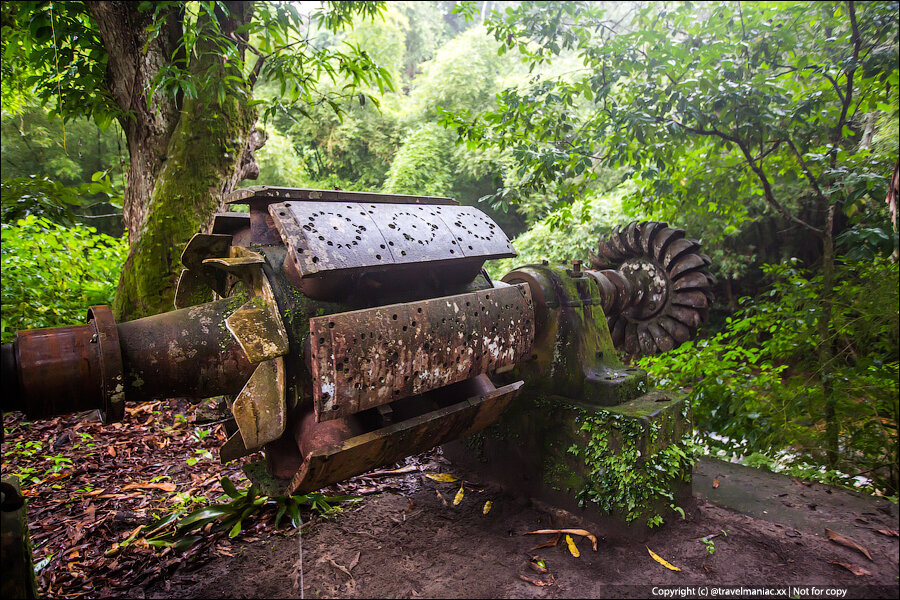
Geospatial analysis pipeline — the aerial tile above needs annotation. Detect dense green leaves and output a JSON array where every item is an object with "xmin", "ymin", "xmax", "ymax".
[
  {"xmin": 1, "ymin": 215, "xmax": 127, "ymax": 343},
  {"xmin": 450, "ymin": 1, "xmax": 898, "ymax": 239},
  {"xmin": 639, "ymin": 257, "xmax": 899, "ymax": 494}
]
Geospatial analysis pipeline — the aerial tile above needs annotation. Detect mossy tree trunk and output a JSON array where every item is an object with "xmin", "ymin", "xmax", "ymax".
[{"xmin": 85, "ymin": 1, "xmax": 263, "ymax": 320}]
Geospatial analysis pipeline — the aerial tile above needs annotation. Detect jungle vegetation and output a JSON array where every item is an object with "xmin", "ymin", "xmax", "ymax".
[{"xmin": 2, "ymin": 1, "xmax": 898, "ymax": 495}]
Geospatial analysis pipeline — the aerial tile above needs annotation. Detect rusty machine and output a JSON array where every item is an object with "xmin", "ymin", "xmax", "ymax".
[{"xmin": 2, "ymin": 186, "xmax": 713, "ymax": 549}]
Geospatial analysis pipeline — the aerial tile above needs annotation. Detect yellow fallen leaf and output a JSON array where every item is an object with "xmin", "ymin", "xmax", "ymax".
[
  {"xmin": 525, "ymin": 528, "xmax": 598, "ymax": 551},
  {"xmin": 483, "ymin": 501, "xmax": 492, "ymax": 515},
  {"xmin": 566, "ymin": 534, "xmax": 580, "ymax": 558},
  {"xmin": 647, "ymin": 546, "xmax": 681, "ymax": 571},
  {"xmin": 453, "ymin": 484, "xmax": 464, "ymax": 506},
  {"xmin": 425, "ymin": 473, "xmax": 459, "ymax": 483}
]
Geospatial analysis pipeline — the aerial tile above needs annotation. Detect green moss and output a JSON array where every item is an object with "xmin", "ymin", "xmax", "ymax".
[{"xmin": 114, "ymin": 93, "xmax": 258, "ymax": 320}]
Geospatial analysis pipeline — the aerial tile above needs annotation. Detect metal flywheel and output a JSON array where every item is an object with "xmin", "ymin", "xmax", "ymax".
[{"xmin": 589, "ymin": 221, "xmax": 716, "ymax": 356}]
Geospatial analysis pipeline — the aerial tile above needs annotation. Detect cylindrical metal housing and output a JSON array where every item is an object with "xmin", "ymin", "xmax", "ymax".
[
  {"xmin": 116, "ymin": 297, "xmax": 257, "ymax": 403},
  {"xmin": 10, "ymin": 324, "xmax": 103, "ymax": 419}
]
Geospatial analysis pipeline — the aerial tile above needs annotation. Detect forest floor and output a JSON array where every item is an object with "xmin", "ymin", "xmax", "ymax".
[{"xmin": 2, "ymin": 399, "xmax": 898, "ymax": 599}]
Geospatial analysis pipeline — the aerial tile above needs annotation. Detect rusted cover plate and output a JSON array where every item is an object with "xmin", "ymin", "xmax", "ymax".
[
  {"xmin": 269, "ymin": 201, "xmax": 516, "ymax": 277},
  {"xmin": 290, "ymin": 381, "xmax": 524, "ymax": 494},
  {"xmin": 309, "ymin": 283, "xmax": 534, "ymax": 422}
]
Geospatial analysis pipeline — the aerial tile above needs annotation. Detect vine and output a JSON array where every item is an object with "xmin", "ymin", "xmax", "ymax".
[{"xmin": 568, "ymin": 410, "xmax": 696, "ymax": 527}]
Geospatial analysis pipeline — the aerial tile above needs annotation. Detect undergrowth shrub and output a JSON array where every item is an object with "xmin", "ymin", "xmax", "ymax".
[
  {"xmin": 638, "ymin": 257, "xmax": 899, "ymax": 496},
  {"xmin": 1, "ymin": 215, "xmax": 127, "ymax": 343}
]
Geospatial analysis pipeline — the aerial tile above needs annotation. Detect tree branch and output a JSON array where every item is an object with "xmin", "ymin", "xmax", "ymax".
[{"xmin": 662, "ymin": 118, "xmax": 824, "ymax": 236}]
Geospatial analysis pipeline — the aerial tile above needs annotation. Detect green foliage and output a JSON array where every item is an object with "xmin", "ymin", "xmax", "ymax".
[
  {"xmin": 450, "ymin": 1, "xmax": 898, "ymax": 241},
  {"xmin": 138, "ymin": 477, "xmax": 360, "ymax": 553},
  {"xmin": 382, "ymin": 123, "xmax": 454, "ymax": 196},
  {"xmin": 1, "ymin": 174, "xmax": 122, "ymax": 228},
  {"xmin": 638, "ymin": 258, "xmax": 900, "ymax": 494},
  {"xmin": 1, "ymin": 215, "xmax": 127, "ymax": 343},
  {"xmin": 486, "ymin": 184, "xmax": 630, "ymax": 279}
]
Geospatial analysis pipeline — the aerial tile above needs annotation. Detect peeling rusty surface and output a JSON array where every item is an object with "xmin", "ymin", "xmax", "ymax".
[
  {"xmin": 116, "ymin": 297, "xmax": 257, "ymax": 403},
  {"xmin": 225, "ymin": 297, "xmax": 289, "ymax": 364},
  {"xmin": 231, "ymin": 357, "xmax": 286, "ymax": 450},
  {"xmin": 590, "ymin": 222, "xmax": 716, "ymax": 356},
  {"xmin": 174, "ymin": 268, "xmax": 213, "ymax": 310},
  {"xmin": 216, "ymin": 247, "xmax": 289, "ymax": 364},
  {"xmin": 309, "ymin": 283, "xmax": 533, "ymax": 422},
  {"xmin": 289, "ymin": 380, "xmax": 524, "ymax": 494},
  {"xmin": 268, "ymin": 201, "xmax": 516, "ymax": 278},
  {"xmin": 13, "ymin": 324, "xmax": 104, "ymax": 419}
]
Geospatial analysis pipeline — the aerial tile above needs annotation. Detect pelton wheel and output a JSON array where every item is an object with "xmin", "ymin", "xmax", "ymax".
[{"xmin": 589, "ymin": 221, "xmax": 716, "ymax": 356}]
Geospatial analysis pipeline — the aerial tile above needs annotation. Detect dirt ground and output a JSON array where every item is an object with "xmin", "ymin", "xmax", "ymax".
[
  {"xmin": 138, "ymin": 462, "xmax": 899, "ymax": 599},
  {"xmin": 3, "ymin": 404, "xmax": 898, "ymax": 599}
]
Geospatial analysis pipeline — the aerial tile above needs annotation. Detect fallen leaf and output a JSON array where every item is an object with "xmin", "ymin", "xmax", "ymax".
[
  {"xmin": 483, "ymin": 501, "xmax": 492, "ymax": 515},
  {"xmin": 712, "ymin": 478, "xmax": 719, "ymax": 489},
  {"xmin": 425, "ymin": 473, "xmax": 459, "ymax": 483},
  {"xmin": 876, "ymin": 529, "xmax": 898, "ymax": 537},
  {"xmin": 565, "ymin": 534, "xmax": 580, "ymax": 558},
  {"xmin": 518, "ymin": 574, "xmax": 554, "ymax": 587},
  {"xmin": 525, "ymin": 528, "xmax": 598, "ymax": 551},
  {"xmin": 825, "ymin": 528, "xmax": 873, "ymax": 561},
  {"xmin": 830, "ymin": 561, "xmax": 871, "ymax": 576},
  {"xmin": 647, "ymin": 546, "xmax": 681, "ymax": 571},
  {"xmin": 435, "ymin": 490, "xmax": 448, "ymax": 507},
  {"xmin": 529, "ymin": 556, "xmax": 548, "ymax": 573},
  {"xmin": 366, "ymin": 465, "xmax": 421, "ymax": 477},
  {"xmin": 452, "ymin": 484, "xmax": 464, "ymax": 506},
  {"xmin": 530, "ymin": 534, "xmax": 561, "ymax": 551},
  {"xmin": 121, "ymin": 482, "xmax": 176, "ymax": 493},
  {"xmin": 329, "ymin": 558, "xmax": 353, "ymax": 580},
  {"xmin": 348, "ymin": 550, "xmax": 361, "ymax": 571}
]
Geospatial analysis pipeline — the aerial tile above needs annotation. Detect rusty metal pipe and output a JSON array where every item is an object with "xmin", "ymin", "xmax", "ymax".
[
  {"xmin": 3, "ymin": 298, "xmax": 258, "ymax": 421},
  {"xmin": 116, "ymin": 297, "xmax": 257, "ymax": 404},
  {"xmin": 6, "ymin": 324, "xmax": 102, "ymax": 419}
]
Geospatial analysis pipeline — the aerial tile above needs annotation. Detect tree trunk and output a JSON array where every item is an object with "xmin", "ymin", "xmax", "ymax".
[
  {"xmin": 86, "ymin": 1, "xmax": 262, "ymax": 320},
  {"xmin": 818, "ymin": 205, "xmax": 838, "ymax": 467}
]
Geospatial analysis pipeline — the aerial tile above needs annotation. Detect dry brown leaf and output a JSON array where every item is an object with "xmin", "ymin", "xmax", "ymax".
[
  {"xmin": 528, "ymin": 556, "xmax": 548, "ymax": 573},
  {"xmin": 435, "ymin": 490, "xmax": 448, "ymax": 507},
  {"xmin": 825, "ymin": 528, "xmax": 873, "ymax": 561},
  {"xmin": 367, "ymin": 465, "xmax": 421, "ymax": 477},
  {"xmin": 830, "ymin": 561, "xmax": 871, "ymax": 576},
  {"xmin": 329, "ymin": 558, "xmax": 354, "ymax": 579},
  {"xmin": 530, "ymin": 534, "xmax": 561, "ymax": 551},
  {"xmin": 121, "ymin": 482, "xmax": 176, "ymax": 493},
  {"xmin": 876, "ymin": 529, "xmax": 898, "ymax": 537},
  {"xmin": 712, "ymin": 478, "xmax": 720, "ymax": 489},
  {"xmin": 518, "ymin": 574, "xmax": 554, "ymax": 587},
  {"xmin": 525, "ymin": 528, "xmax": 598, "ymax": 551}
]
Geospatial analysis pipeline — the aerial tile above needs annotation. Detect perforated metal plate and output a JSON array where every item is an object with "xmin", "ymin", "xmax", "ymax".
[
  {"xmin": 309, "ymin": 283, "xmax": 534, "ymax": 422},
  {"xmin": 269, "ymin": 202, "xmax": 516, "ymax": 277}
]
